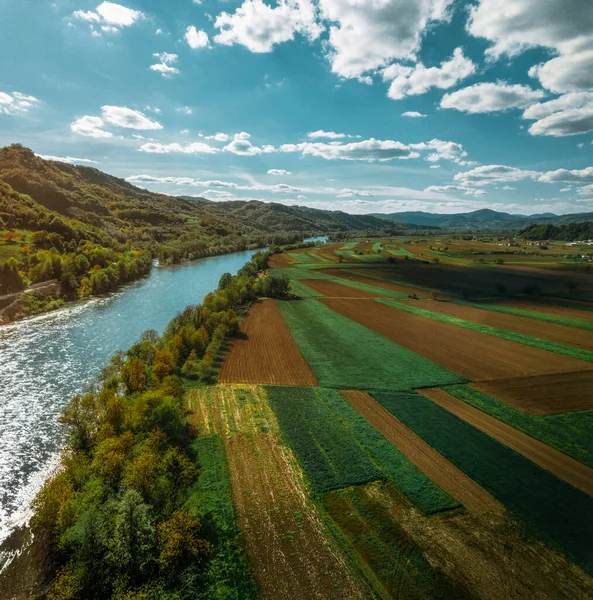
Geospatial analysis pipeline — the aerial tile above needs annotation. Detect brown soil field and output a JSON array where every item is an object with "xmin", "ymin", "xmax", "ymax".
[
  {"xmin": 319, "ymin": 298, "xmax": 593, "ymax": 381},
  {"xmin": 316, "ymin": 244, "xmax": 340, "ymax": 262},
  {"xmin": 354, "ymin": 241, "xmax": 374, "ymax": 252},
  {"xmin": 498, "ymin": 299, "xmax": 593, "ymax": 322},
  {"xmin": 269, "ymin": 253, "xmax": 296, "ymax": 268},
  {"xmin": 299, "ymin": 279, "xmax": 386, "ymax": 298},
  {"xmin": 341, "ymin": 390, "xmax": 501, "ymax": 513},
  {"xmin": 420, "ymin": 387, "xmax": 593, "ymax": 496},
  {"xmin": 322, "ymin": 268, "xmax": 433, "ymax": 297},
  {"xmin": 473, "ymin": 370, "xmax": 593, "ymax": 415},
  {"xmin": 189, "ymin": 386, "xmax": 368, "ymax": 600},
  {"xmin": 219, "ymin": 299, "xmax": 318, "ymax": 385},
  {"xmin": 412, "ymin": 299, "xmax": 593, "ymax": 351}
]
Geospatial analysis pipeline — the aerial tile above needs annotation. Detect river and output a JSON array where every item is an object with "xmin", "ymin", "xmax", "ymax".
[{"xmin": 0, "ymin": 248, "xmax": 261, "ymax": 548}]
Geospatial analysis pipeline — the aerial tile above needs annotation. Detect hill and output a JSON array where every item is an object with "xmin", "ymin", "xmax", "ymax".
[
  {"xmin": 520, "ymin": 222, "xmax": 593, "ymax": 242},
  {"xmin": 372, "ymin": 209, "xmax": 593, "ymax": 230}
]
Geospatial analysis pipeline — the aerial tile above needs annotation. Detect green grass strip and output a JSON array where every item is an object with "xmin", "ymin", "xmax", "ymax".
[
  {"xmin": 370, "ymin": 391, "xmax": 593, "ymax": 575},
  {"xmin": 386, "ymin": 247, "xmax": 416, "ymax": 257},
  {"xmin": 342, "ymin": 270, "xmax": 435, "ymax": 293},
  {"xmin": 453, "ymin": 300, "xmax": 593, "ymax": 331},
  {"xmin": 319, "ymin": 389, "xmax": 459, "ymax": 514},
  {"xmin": 288, "ymin": 279, "xmax": 324, "ymax": 298},
  {"xmin": 443, "ymin": 384, "xmax": 593, "ymax": 469},
  {"xmin": 266, "ymin": 386, "xmax": 384, "ymax": 494},
  {"xmin": 341, "ymin": 241, "xmax": 359, "ymax": 250},
  {"xmin": 276, "ymin": 299, "xmax": 466, "ymax": 390},
  {"xmin": 376, "ymin": 297, "xmax": 593, "ymax": 363},
  {"xmin": 187, "ymin": 434, "xmax": 258, "ymax": 599},
  {"xmin": 270, "ymin": 266, "xmax": 330, "ymax": 280},
  {"xmin": 289, "ymin": 252, "xmax": 324, "ymax": 264}
]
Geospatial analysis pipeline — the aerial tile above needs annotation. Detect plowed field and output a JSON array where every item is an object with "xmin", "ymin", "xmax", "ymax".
[
  {"xmin": 219, "ymin": 299, "xmax": 318, "ymax": 385},
  {"xmin": 269, "ymin": 253, "xmax": 296, "ymax": 268},
  {"xmin": 499, "ymin": 299, "xmax": 593, "ymax": 322},
  {"xmin": 322, "ymin": 269, "xmax": 432, "ymax": 297},
  {"xmin": 300, "ymin": 279, "xmax": 385, "ymax": 298},
  {"xmin": 473, "ymin": 370, "xmax": 593, "ymax": 415},
  {"xmin": 420, "ymin": 387, "xmax": 593, "ymax": 496},
  {"xmin": 340, "ymin": 390, "xmax": 501, "ymax": 513},
  {"xmin": 319, "ymin": 298, "xmax": 593, "ymax": 381}
]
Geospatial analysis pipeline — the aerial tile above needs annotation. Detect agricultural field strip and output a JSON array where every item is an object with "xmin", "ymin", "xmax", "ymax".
[
  {"xmin": 189, "ymin": 385, "xmax": 369, "ymax": 599},
  {"xmin": 218, "ymin": 298, "xmax": 318, "ymax": 386},
  {"xmin": 339, "ymin": 390, "xmax": 499, "ymax": 514},
  {"xmin": 265, "ymin": 385, "xmax": 384, "ymax": 494},
  {"xmin": 321, "ymin": 389, "xmax": 460, "ymax": 514},
  {"xmin": 299, "ymin": 277, "xmax": 409, "ymax": 299},
  {"xmin": 371, "ymin": 390, "xmax": 593, "ymax": 575},
  {"xmin": 341, "ymin": 269, "xmax": 437, "ymax": 292},
  {"xmin": 454, "ymin": 300, "xmax": 593, "ymax": 331},
  {"xmin": 376, "ymin": 297, "xmax": 593, "ymax": 363},
  {"xmin": 405, "ymin": 299, "xmax": 593, "ymax": 352},
  {"xmin": 288, "ymin": 279, "xmax": 325, "ymax": 298},
  {"xmin": 276, "ymin": 298, "xmax": 466, "ymax": 391},
  {"xmin": 420, "ymin": 387, "xmax": 593, "ymax": 496},
  {"xmin": 443, "ymin": 384, "xmax": 593, "ymax": 468}
]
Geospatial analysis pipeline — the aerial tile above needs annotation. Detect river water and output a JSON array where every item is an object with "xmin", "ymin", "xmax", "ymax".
[{"xmin": 0, "ymin": 249, "xmax": 259, "ymax": 547}]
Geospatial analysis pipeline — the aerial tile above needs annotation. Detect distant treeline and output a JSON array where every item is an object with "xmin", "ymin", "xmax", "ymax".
[{"xmin": 520, "ymin": 222, "xmax": 593, "ymax": 242}]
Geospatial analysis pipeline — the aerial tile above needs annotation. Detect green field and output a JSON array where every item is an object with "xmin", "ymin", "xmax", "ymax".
[
  {"xmin": 288, "ymin": 279, "xmax": 325, "ymax": 298},
  {"xmin": 266, "ymin": 386, "xmax": 384, "ymax": 493},
  {"xmin": 276, "ymin": 299, "xmax": 466, "ymax": 390},
  {"xmin": 186, "ymin": 434, "xmax": 258, "ymax": 599},
  {"xmin": 376, "ymin": 297, "xmax": 593, "ymax": 363},
  {"xmin": 371, "ymin": 390, "xmax": 593, "ymax": 574},
  {"xmin": 320, "ymin": 388, "xmax": 459, "ymax": 514},
  {"xmin": 289, "ymin": 252, "xmax": 325, "ymax": 264},
  {"xmin": 443, "ymin": 384, "xmax": 593, "ymax": 468},
  {"xmin": 454, "ymin": 300, "xmax": 593, "ymax": 331}
]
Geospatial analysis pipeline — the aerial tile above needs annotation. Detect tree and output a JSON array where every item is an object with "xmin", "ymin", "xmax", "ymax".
[
  {"xmin": 152, "ymin": 349, "xmax": 175, "ymax": 381},
  {"xmin": 121, "ymin": 359, "xmax": 147, "ymax": 393},
  {"xmin": 218, "ymin": 272, "xmax": 232, "ymax": 291},
  {"xmin": 157, "ymin": 511, "xmax": 209, "ymax": 573}
]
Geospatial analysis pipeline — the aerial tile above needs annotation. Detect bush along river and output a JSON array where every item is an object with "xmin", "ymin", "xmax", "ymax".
[{"xmin": 0, "ymin": 249, "xmax": 260, "ymax": 558}]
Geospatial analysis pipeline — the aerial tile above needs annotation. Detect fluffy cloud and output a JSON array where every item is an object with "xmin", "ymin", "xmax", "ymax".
[
  {"xmin": 185, "ymin": 26, "xmax": 210, "ymax": 49},
  {"xmin": 538, "ymin": 167, "xmax": 593, "ymax": 184},
  {"xmin": 441, "ymin": 82, "xmax": 545, "ymax": 114},
  {"xmin": 279, "ymin": 138, "xmax": 417, "ymax": 161},
  {"xmin": 214, "ymin": 0, "xmax": 322, "ymax": 53},
  {"xmin": 37, "ymin": 155, "xmax": 99, "ymax": 164},
  {"xmin": 426, "ymin": 185, "xmax": 487, "ymax": 197},
  {"xmin": 101, "ymin": 106, "xmax": 162, "ymax": 129},
  {"xmin": 409, "ymin": 138, "xmax": 466, "ymax": 163},
  {"xmin": 71, "ymin": 116, "xmax": 113, "ymax": 138},
  {"xmin": 204, "ymin": 132, "xmax": 230, "ymax": 142},
  {"xmin": 318, "ymin": 0, "xmax": 454, "ymax": 79},
  {"xmin": 267, "ymin": 169, "xmax": 292, "ymax": 175},
  {"xmin": 382, "ymin": 47, "xmax": 475, "ymax": 100},
  {"xmin": 467, "ymin": 0, "xmax": 593, "ymax": 94},
  {"xmin": 73, "ymin": 2, "xmax": 144, "ymax": 31},
  {"xmin": 308, "ymin": 130, "xmax": 345, "ymax": 139},
  {"xmin": 336, "ymin": 188, "xmax": 373, "ymax": 198},
  {"xmin": 139, "ymin": 142, "xmax": 218, "ymax": 154},
  {"xmin": 223, "ymin": 132, "xmax": 262, "ymax": 155},
  {"xmin": 523, "ymin": 92, "xmax": 593, "ymax": 137},
  {"xmin": 176, "ymin": 106, "xmax": 193, "ymax": 115},
  {"xmin": 577, "ymin": 184, "xmax": 593, "ymax": 197},
  {"xmin": 150, "ymin": 53, "xmax": 180, "ymax": 76},
  {"xmin": 402, "ymin": 111, "xmax": 426, "ymax": 118},
  {"xmin": 0, "ymin": 91, "xmax": 39, "ymax": 115},
  {"xmin": 454, "ymin": 165, "xmax": 539, "ymax": 186}
]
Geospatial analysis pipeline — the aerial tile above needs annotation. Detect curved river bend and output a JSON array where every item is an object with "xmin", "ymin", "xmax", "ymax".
[{"xmin": 0, "ymin": 249, "xmax": 259, "ymax": 546}]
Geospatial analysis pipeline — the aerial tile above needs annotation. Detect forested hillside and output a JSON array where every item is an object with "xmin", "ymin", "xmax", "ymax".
[{"xmin": 520, "ymin": 222, "xmax": 593, "ymax": 241}]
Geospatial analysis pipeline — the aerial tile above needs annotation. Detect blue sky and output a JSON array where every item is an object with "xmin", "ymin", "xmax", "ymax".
[{"xmin": 1, "ymin": 0, "xmax": 592, "ymax": 215}]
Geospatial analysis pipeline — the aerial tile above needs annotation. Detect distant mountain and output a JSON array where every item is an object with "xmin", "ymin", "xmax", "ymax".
[
  {"xmin": 183, "ymin": 199, "xmax": 427, "ymax": 233},
  {"xmin": 371, "ymin": 208, "xmax": 593, "ymax": 230}
]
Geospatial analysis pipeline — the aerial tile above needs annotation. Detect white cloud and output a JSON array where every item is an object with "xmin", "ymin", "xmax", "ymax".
[
  {"xmin": 37, "ymin": 154, "xmax": 99, "ymax": 164},
  {"xmin": 318, "ymin": 0, "xmax": 454, "ymax": 79},
  {"xmin": 467, "ymin": 0, "xmax": 593, "ymax": 94},
  {"xmin": 308, "ymin": 130, "xmax": 346, "ymax": 139},
  {"xmin": 538, "ymin": 167, "xmax": 593, "ymax": 184},
  {"xmin": 336, "ymin": 188, "xmax": 373, "ymax": 198},
  {"xmin": 523, "ymin": 92, "xmax": 593, "ymax": 137},
  {"xmin": 279, "ymin": 138, "xmax": 417, "ymax": 161},
  {"xmin": 0, "ymin": 91, "xmax": 39, "ymax": 115},
  {"xmin": 577, "ymin": 184, "xmax": 593, "ymax": 197},
  {"xmin": 176, "ymin": 106, "xmax": 193, "ymax": 115},
  {"xmin": 441, "ymin": 82, "xmax": 545, "ymax": 114},
  {"xmin": 430, "ymin": 164, "xmax": 440, "ymax": 168},
  {"xmin": 139, "ymin": 142, "xmax": 218, "ymax": 154},
  {"xmin": 214, "ymin": 0, "xmax": 323, "ymax": 53},
  {"xmin": 71, "ymin": 115, "xmax": 113, "ymax": 138},
  {"xmin": 185, "ymin": 25, "xmax": 210, "ymax": 49},
  {"xmin": 383, "ymin": 47, "xmax": 475, "ymax": 100},
  {"xmin": 101, "ymin": 105, "xmax": 163, "ymax": 129},
  {"xmin": 204, "ymin": 132, "xmax": 230, "ymax": 142},
  {"xmin": 150, "ymin": 52, "xmax": 180, "ymax": 76},
  {"xmin": 402, "ymin": 111, "xmax": 426, "ymax": 118},
  {"xmin": 410, "ymin": 139, "xmax": 467, "ymax": 163},
  {"xmin": 72, "ymin": 2, "xmax": 143, "ymax": 31},
  {"xmin": 454, "ymin": 165, "xmax": 539, "ymax": 186},
  {"xmin": 267, "ymin": 169, "xmax": 292, "ymax": 175},
  {"xmin": 223, "ymin": 132, "xmax": 262, "ymax": 155},
  {"xmin": 145, "ymin": 105, "xmax": 161, "ymax": 114}
]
